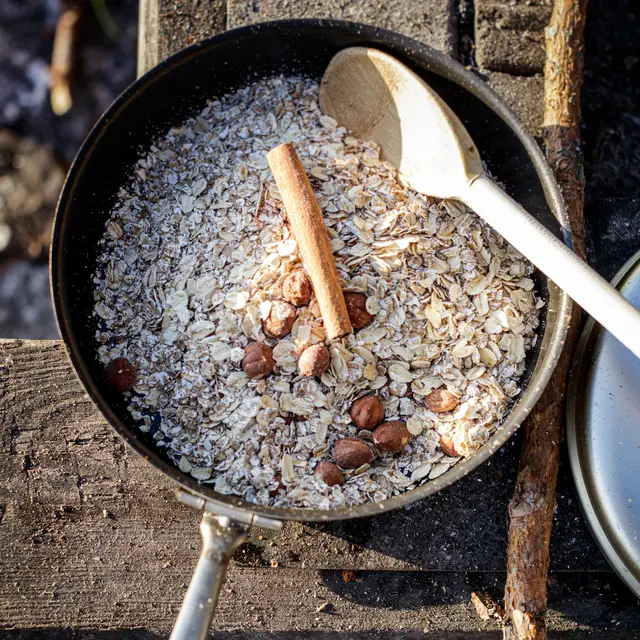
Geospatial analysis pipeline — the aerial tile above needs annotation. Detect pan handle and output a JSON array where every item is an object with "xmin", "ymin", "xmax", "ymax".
[{"xmin": 170, "ymin": 513, "xmax": 248, "ymax": 640}]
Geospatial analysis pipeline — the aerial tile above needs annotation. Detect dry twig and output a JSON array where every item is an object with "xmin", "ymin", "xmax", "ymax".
[
  {"xmin": 50, "ymin": 4, "xmax": 82, "ymax": 115},
  {"xmin": 502, "ymin": 1, "xmax": 589, "ymax": 638}
]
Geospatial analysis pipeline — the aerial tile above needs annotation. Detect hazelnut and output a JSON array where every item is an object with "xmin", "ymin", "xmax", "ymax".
[
  {"xmin": 105, "ymin": 357, "xmax": 135, "ymax": 392},
  {"xmin": 269, "ymin": 472, "xmax": 285, "ymax": 496},
  {"xmin": 298, "ymin": 344, "xmax": 330, "ymax": 377},
  {"xmin": 440, "ymin": 433, "xmax": 460, "ymax": 457},
  {"xmin": 284, "ymin": 413, "xmax": 307, "ymax": 425},
  {"xmin": 313, "ymin": 461, "xmax": 344, "ymax": 486},
  {"xmin": 344, "ymin": 293, "xmax": 374, "ymax": 329},
  {"xmin": 242, "ymin": 342, "xmax": 275, "ymax": 378},
  {"xmin": 262, "ymin": 301, "xmax": 296, "ymax": 338},
  {"xmin": 282, "ymin": 270, "xmax": 312, "ymax": 307},
  {"xmin": 425, "ymin": 388, "xmax": 459, "ymax": 413},
  {"xmin": 333, "ymin": 437, "xmax": 374, "ymax": 469},
  {"xmin": 373, "ymin": 420, "xmax": 410, "ymax": 453},
  {"xmin": 350, "ymin": 395, "xmax": 385, "ymax": 430}
]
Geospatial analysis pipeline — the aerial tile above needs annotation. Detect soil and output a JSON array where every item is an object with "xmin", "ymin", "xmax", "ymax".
[{"xmin": 0, "ymin": 0, "xmax": 137, "ymax": 337}]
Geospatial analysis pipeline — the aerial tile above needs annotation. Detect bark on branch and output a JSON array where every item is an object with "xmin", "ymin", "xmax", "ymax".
[{"xmin": 502, "ymin": 1, "xmax": 589, "ymax": 639}]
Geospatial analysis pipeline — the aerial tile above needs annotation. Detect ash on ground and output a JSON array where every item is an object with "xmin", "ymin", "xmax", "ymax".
[
  {"xmin": 0, "ymin": 0, "xmax": 137, "ymax": 338},
  {"xmin": 0, "ymin": 261, "xmax": 58, "ymax": 339}
]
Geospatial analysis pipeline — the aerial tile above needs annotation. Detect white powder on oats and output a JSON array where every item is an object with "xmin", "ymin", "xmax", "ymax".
[{"xmin": 93, "ymin": 75, "xmax": 542, "ymax": 509}]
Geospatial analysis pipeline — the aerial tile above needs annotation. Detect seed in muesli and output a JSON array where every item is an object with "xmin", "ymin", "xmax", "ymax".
[{"xmin": 93, "ymin": 75, "xmax": 542, "ymax": 509}]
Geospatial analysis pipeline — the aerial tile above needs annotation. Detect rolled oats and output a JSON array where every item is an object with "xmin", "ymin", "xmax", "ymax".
[{"xmin": 93, "ymin": 76, "xmax": 541, "ymax": 509}]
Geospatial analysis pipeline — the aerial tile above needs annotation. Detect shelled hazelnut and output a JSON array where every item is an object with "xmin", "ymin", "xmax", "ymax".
[
  {"xmin": 282, "ymin": 270, "xmax": 312, "ymax": 307},
  {"xmin": 373, "ymin": 420, "xmax": 410, "ymax": 453},
  {"xmin": 242, "ymin": 342, "xmax": 275, "ymax": 378},
  {"xmin": 105, "ymin": 357, "xmax": 135, "ymax": 392},
  {"xmin": 262, "ymin": 301, "xmax": 296, "ymax": 339},
  {"xmin": 332, "ymin": 437, "xmax": 374, "ymax": 469},
  {"xmin": 313, "ymin": 461, "xmax": 344, "ymax": 486},
  {"xmin": 425, "ymin": 388, "xmax": 459, "ymax": 413},
  {"xmin": 298, "ymin": 344, "xmax": 330, "ymax": 377},
  {"xmin": 349, "ymin": 395, "xmax": 384, "ymax": 430},
  {"xmin": 439, "ymin": 433, "xmax": 460, "ymax": 458},
  {"xmin": 269, "ymin": 472, "xmax": 285, "ymax": 496},
  {"xmin": 344, "ymin": 293, "xmax": 374, "ymax": 330}
]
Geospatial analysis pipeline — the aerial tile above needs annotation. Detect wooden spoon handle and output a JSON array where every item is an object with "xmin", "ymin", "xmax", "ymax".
[
  {"xmin": 463, "ymin": 174, "xmax": 640, "ymax": 359},
  {"xmin": 267, "ymin": 143, "xmax": 352, "ymax": 340}
]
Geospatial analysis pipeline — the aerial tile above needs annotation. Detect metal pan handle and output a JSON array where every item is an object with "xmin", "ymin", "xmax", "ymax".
[{"xmin": 170, "ymin": 514, "xmax": 248, "ymax": 640}]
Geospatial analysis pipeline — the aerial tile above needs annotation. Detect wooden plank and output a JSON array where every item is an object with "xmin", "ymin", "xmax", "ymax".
[
  {"xmin": 484, "ymin": 72, "xmax": 544, "ymax": 138},
  {"xmin": 474, "ymin": 0, "xmax": 553, "ymax": 74},
  {"xmin": 137, "ymin": 0, "xmax": 227, "ymax": 76},
  {"xmin": 2, "ymin": 564, "xmax": 639, "ymax": 636},
  {"xmin": 0, "ymin": 332, "xmax": 617, "ymax": 639},
  {"xmin": 137, "ymin": 0, "xmax": 159, "ymax": 76},
  {"xmin": 138, "ymin": 0, "xmax": 459, "ymax": 75},
  {"xmin": 0, "ymin": 340, "xmax": 608, "ymax": 578},
  {"xmin": 227, "ymin": 0, "xmax": 459, "ymax": 57}
]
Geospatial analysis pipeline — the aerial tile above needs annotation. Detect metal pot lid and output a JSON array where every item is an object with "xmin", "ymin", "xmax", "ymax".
[{"xmin": 567, "ymin": 250, "xmax": 640, "ymax": 597}]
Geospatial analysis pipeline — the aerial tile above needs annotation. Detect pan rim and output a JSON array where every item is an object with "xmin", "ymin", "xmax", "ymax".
[{"xmin": 51, "ymin": 18, "xmax": 571, "ymax": 522}]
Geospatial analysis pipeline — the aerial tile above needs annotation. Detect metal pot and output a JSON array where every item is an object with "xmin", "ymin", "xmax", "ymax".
[{"xmin": 51, "ymin": 19, "xmax": 570, "ymax": 640}]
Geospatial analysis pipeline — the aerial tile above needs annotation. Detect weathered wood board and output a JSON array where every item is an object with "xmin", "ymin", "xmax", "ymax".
[
  {"xmin": 3, "ymin": 567, "xmax": 640, "ymax": 637},
  {"xmin": 227, "ymin": 0, "xmax": 458, "ymax": 57},
  {"xmin": 138, "ymin": 0, "xmax": 458, "ymax": 77},
  {"xmin": 0, "ymin": 339, "xmax": 607, "ymax": 576},
  {"xmin": 475, "ymin": 0, "xmax": 553, "ymax": 74},
  {"xmin": 2, "ymin": 340, "xmax": 637, "ymax": 636}
]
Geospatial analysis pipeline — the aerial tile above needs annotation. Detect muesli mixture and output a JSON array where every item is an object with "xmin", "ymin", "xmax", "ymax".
[{"xmin": 93, "ymin": 75, "xmax": 542, "ymax": 509}]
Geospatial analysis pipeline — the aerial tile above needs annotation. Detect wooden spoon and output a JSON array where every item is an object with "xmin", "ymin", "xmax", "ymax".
[{"xmin": 320, "ymin": 47, "xmax": 640, "ymax": 359}]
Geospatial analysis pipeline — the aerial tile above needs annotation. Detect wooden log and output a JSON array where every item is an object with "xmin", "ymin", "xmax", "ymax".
[
  {"xmin": 502, "ymin": 1, "xmax": 588, "ymax": 639},
  {"xmin": 0, "ymin": 340, "xmax": 532, "ymax": 577}
]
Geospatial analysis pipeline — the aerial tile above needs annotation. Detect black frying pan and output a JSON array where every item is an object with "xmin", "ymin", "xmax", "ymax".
[{"xmin": 51, "ymin": 19, "xmax": 570, "ymax": 639}]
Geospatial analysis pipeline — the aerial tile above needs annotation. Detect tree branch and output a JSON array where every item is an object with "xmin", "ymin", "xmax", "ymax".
[{"xmin": 502, "ymin": 1, "xmax": 589, "ymax": 639}]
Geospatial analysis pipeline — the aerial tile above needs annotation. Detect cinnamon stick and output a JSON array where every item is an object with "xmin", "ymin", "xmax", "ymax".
[
  {"xmin": 502, "ymin": 1, "xmax": 588, "ymax": 638},
  {"xmin": 267, "ymin": 143, "xmax": 352, "ymax": 340}
]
